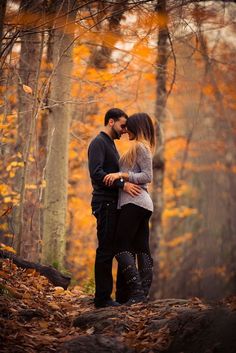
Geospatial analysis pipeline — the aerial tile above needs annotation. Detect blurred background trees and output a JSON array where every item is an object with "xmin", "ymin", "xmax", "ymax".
[{"xmin": 0, "ymin": 0, "xmax": 236, "ymax": 299}]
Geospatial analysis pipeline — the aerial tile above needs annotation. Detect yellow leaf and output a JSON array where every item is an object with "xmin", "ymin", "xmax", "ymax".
[
  {"xmin": 7, "ymin": 114, "xmax": 17, "ymax": 122},
  {"xmin": 3, "ymin": 197, "xmax": 12, "ymax": 203},
  {"xmin": 23, "ymin": 292, "xmax": 31, "ymax": 299},
  {"xmin": 0, "ymin": 243, "xmax": 16, "ymax": 253},
  {"xmin": 4, "ymin": 233, "xmax": 14, "ymax": 238},
  {"xmin": 0, "ymin": 124, "xmax": 9, "ymax": 129},
  {"xmin": 0, "ymin": 184, "xmax": 8, "ymax": 194},
  {"xmin": 202, "ymin": 84, "xmax": 214, "ymax": 96},
  {"xmin": 26, "ymin": 269, "xmax": 37, "ymax": 275},
  {"xmin": 48, "ymin": 302, "xmax": 60, "ymax": 310},
  {"xmin": 0, "ymin": 224, "xmax": 8, "ymax": 231},
  {"xmin": 9, "ymin": 171, "xmax": 15, "ymax": 178},
  {"xmin": 54, "ymin": 286, "xmax": 65, "ymax": 295},
  {"xmin": 38, "ymin": 320, "xmax": 49, "ymax": 329},
  {"xmin": 25, "ymin": 184, "xmax": 37, "ymax": 190},
  {"xmin": 40, "ymin": 180, "xmax": 46, "ymax": 188},
  {"xmin": 23, "ymin": 84, "xmax": 33, "ymax": 94}
]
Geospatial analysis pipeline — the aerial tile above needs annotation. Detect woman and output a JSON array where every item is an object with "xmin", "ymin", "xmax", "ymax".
[{"xmin": 104, "ymin": 112, "xmax": 155, "ymax": 304}]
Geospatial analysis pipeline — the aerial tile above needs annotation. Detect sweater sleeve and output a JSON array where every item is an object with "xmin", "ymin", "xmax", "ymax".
[{"xmin": 128, "ymin": 144, "xmax": 153, "ymax": 184}]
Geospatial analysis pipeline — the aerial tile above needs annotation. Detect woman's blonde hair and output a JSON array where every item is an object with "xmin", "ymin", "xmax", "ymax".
[{"xmin": 120, "ymin": 113, "xmax": 156, "ymax": 168}]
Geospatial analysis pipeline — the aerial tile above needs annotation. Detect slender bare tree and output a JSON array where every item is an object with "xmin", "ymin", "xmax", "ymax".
[
  {"xmin": 15, "ymin": 0, "xmax": 44, "ymax": 259},
  {"xmin": 150, "ymin": 0, "xmax": 169, "ymax": 299},
  {"xmin": 41, "ymin": 0, "xmax": 77, "ymax": 270}
]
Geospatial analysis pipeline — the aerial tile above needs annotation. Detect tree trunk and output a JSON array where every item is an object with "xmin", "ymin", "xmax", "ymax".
[
  {"xmin": 0, "ymin": 0, "xmax": 7, "ymax": 110},
  {"xmin": 15, "ymin": 0, "xmax": 43, "ymax": 260},
  {"xmin": 150, "ymin": 0, "xmax": 169, "ymax": 299},
  {"xmin": 89, "ymin": 0, "xmax": 128, "ymax": 69},
  {"xmin": 38, "ymin": 15, "xmax": 54, "ymax": 257},
  {"xmin": 41, "ymin": 0, "xmax": 77, "ymax": 270},
  {"xmin": 0, "ymin": 0, "xmax": 7, "ymax": 59}
]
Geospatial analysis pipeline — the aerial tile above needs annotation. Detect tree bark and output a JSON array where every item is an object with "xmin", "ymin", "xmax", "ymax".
[
  {"xmin": 41, "ymin": 0, "xmax": 77, "ymax": 270},
  {"xmin": 89, "ymin": 0, "xmax": 128, "ymax": 69},
  {"xmin": 150, "ymin": 0, "xmax": 169, "ymax": 299},
  {"xmin": 0, "ymin": 0, "xmax": 7, "ymax": 59},
  {"xmin": 15, "ymin": 0, "xmax": 43, "ymax": 260}
]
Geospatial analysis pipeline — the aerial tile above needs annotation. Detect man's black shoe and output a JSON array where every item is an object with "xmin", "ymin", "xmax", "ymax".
[{"xmin": 94, "ymin": 299, "xmax": 120, "ymax": 308}]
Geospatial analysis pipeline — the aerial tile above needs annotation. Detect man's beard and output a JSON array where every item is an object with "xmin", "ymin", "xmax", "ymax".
[{"xmin": 111, "ymin": 126, "xmax": 121, "ymax": 140}]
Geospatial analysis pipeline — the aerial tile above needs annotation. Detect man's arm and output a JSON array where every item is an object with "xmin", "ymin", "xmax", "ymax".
[
  {"xmin": 123, "ymin": 182, "xmax": 142, "ymax": 196},
  {"xmin": 89, "ymin": 138, "xmax": 141, "ymax": 195},
  {"xmin": 88, "ymin": 139, "xmax": 106, "ymax": 186},
  {"xmin": 88, "ymin": 139, "xmax": 132, "ymax": 191}
]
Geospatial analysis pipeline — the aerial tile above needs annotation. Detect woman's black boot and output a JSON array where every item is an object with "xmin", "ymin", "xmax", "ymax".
[
  {"xmin": 137, "ymin": 253, "xmax": 153, "ymax": 298},
  {"xmin": 115, "ymin": 251, "xmax": 146, "ymax": 305}
]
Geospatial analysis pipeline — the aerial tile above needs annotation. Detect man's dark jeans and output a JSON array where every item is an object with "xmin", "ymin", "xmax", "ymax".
[{"xmin": 92, "ymin": 199, "xmax": 120, "ymax": 306}]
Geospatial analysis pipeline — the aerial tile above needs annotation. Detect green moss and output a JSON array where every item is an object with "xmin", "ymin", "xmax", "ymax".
[{"xmin": 82, "ymin": 276, "xmax": 95, "ymax": 295}]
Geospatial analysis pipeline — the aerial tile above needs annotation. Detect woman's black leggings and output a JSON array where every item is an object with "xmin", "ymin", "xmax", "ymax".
[{"xmin": 115, "ymin": 203, "xmax": 152, "ymax": 255}]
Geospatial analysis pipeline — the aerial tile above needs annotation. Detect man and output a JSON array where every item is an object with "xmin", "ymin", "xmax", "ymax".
[{"xmin": 88, "ymin": 108, "xmax": 141, "ymax": 308}]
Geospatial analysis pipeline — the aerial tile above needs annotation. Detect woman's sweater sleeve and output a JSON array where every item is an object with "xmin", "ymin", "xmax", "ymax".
[{"xmin": 128, "ymin": 144, "xmax": 153, "ymax": 184}]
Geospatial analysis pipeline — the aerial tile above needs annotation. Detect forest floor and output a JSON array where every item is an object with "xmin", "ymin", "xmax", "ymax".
[{"xmin": 1, "ymin": 259, "xmax": 236, "ymax": 353}]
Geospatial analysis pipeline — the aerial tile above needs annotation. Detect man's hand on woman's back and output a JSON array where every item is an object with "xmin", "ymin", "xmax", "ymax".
[{"xmin": 123, "ymin": 182, "xmax": 141, "ymax": 197}]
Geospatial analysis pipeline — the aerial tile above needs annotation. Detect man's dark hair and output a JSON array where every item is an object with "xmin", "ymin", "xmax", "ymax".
[{"xmin": 104, "ymin": 108, "xmax": 128, "ymax": 126}]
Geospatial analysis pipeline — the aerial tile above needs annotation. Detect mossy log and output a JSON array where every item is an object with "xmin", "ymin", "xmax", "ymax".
[{"xmin": 0, "ymin": 250, "xmax": 71, "ymax": 289}]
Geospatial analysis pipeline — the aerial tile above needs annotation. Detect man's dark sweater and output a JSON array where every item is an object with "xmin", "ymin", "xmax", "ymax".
[{"xmin": 88, "ymin": 131, "xmax": 124, "ymax": 202}]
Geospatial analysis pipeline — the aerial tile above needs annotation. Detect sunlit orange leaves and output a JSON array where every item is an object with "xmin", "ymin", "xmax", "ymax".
[
  {"xmin": 202, "ymin": 84, "xmax": 214, "ymax": 96},
  {"xmin": 161, "ymin": 232, "xmax": 193, "ymax": 248},
  {"xmin": 165, "ymin": 137, "xmax": 188, "ymax": 160},
  {"xmin": 131, "ymin": 41, "xmax": 154, "ymax": 59},
  {"xmin": 99, "ymin": 31, "xmax": 121, "ymax": 48},
  {"xmin": 163, "ymin": 206, "xmax": 198, "ymax": 219},
  {"xmin": 6, "ymin": 10, "xmax": 77, "ymax": 35},
  {"xmin": 0, "ymin": 243, "xmax": 16, "ymax": 254},
  {"xmin": 135, "ymin": 11, "xmax": 169, "ymax": 30},
  {"xmin": 73, "ymin": 44, "xmax": 91, "ymax": 60}
]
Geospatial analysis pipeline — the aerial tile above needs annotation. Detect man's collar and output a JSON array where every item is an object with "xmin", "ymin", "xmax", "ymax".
[{"xmin": 100, "ymin": 131, "xmax": 114, "ymax": 142}]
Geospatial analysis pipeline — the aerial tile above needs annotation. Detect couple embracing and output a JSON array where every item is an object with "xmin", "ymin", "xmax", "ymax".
[{"xmin": 88, "ymin": 108, "xmax": 155, "ymax": 308}]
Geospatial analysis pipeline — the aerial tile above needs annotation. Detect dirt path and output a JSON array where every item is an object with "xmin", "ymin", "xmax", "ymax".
[{"xmin": 1, "ymin": 259, "xmax": 236, "ymax": 353}]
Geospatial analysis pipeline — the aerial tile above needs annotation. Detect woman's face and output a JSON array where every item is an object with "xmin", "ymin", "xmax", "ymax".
[{"xmin": 127, "ymin": 128, "xmax": 135, "ymax": 140}]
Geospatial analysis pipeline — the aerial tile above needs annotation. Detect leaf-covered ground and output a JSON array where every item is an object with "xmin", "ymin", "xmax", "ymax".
[{"xmin": 1, "ymin": 259, "xmax": 236, "ymax": 353}]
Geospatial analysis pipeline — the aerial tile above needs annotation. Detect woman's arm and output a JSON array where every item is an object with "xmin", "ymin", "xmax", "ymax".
[
  {"xmin": 103, "ymin": 144, "xmax": 153, "ymax": 186},
  {"xmin": 128, "ymin": 144, "xmax": 153, "ymax": 184}
]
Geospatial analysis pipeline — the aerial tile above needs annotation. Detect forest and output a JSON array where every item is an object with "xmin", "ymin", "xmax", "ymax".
[{"xmin": 0, "ymin": 0, "xmax": 236, "ymax": 352}]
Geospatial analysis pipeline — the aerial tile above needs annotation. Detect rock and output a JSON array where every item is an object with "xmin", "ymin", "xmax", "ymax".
[
  {"xmin": 148, "ymin": 318, "xmax": 169, "ymax": 331},
  {"xmin": 18, "ymin": 308, "xmax": 45, "ymax": 321},
  {"xmin": 73, "ymin": 308, "xmax": 127, "ymax": 333},
  {"xmin": 164, "ymin": 308, "xmax": 236, "ymax": 353},
  {"xmin": 59, "ymin": 334, "xmax": 135, "ymax": 353}
]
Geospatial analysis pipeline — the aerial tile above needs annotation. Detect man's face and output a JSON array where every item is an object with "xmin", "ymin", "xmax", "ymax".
[{"xmin": 110, "ymin": 116, "xmax": 127, "ymax": 139}]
